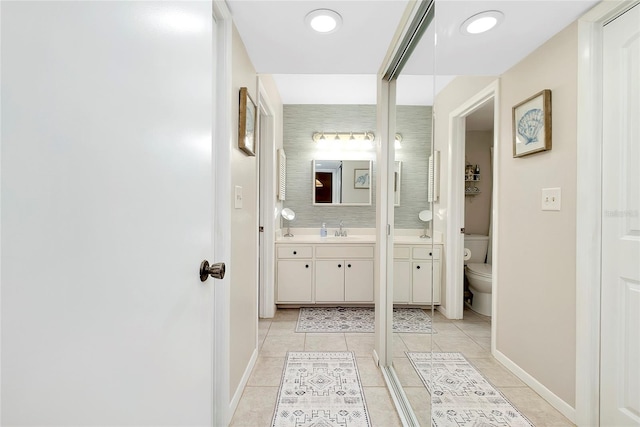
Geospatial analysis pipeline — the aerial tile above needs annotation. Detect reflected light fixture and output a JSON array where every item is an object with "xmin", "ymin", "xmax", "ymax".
[
  {"xmin": 460, "ymin": 10, "xmax": 504, "ymax": 35},
  {"xmin": 305, "ymin": 9, "xmax": 343, "ymax": 34}
]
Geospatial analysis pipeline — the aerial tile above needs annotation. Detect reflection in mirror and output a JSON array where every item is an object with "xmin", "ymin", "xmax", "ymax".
[
  {"xmin": 313, "ymin": 160, "xmax": 372, "ymax": 206},
  {"xmin": 394, "ymin": 104, "xmax": 433, "ymax": 228},
  {"xmin": 394, "ymin": 161, "xmax": 401, "ymax": 206}
]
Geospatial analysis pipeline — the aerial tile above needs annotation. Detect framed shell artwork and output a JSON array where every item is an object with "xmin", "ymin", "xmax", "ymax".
[{"xmin": 512, "ymin": 89, "xmax": 552, "ymax": 158}]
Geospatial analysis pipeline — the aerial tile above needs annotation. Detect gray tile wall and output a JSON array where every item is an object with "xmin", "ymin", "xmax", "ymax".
[
  {"xmin": 282, "ymin": 104, "xmax": 431, "ymax": 229},
  {"xmin": 395, "ymin": 105, "xmax": 433, "ymax": 229}
]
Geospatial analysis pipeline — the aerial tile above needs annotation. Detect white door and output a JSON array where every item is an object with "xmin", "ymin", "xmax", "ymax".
[
  {"xmin": 601, "ymin": 4, "xmax": 640, "ymax": 426},
  {"xmin": 1, "ymin": 2, "xmax": 221, "ymax": 425}
]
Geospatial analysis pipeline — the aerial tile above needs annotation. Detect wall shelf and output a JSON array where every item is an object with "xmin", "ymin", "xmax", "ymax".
[{"xmin": 465, "ymin": 164, "xmax": 480, "ymax": 196}]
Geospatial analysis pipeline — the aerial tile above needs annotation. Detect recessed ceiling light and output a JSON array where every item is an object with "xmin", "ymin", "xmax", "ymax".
[
  {"xmin": 305, "ymin": 9, "xmax": 342, "ymax": 34},
  {"xmin": 460, "ymin": 10, "xmax": 504, "ymax": 35}
]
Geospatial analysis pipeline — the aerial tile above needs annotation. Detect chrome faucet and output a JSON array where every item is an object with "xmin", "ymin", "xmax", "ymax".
[{"xmin": 335, "ymin": 220, "xmax": 347, "ymax": 237}]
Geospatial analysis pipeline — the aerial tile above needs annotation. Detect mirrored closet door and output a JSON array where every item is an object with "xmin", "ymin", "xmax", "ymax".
[{"xmin": 376, "ymin": 0, "xmax": 437, "ymax": 424}]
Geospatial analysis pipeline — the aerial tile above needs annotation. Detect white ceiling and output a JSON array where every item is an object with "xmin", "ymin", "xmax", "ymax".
[{"xmin": 228, "ymin": 0, "xmax": 600, "ymax": 105}]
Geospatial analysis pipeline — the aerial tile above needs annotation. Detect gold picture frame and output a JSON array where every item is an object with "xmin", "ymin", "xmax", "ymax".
[
  {"xmin": 238, "ymin": 87, "xmax": 257, "ymax": 156},
  {"xmin": 512, "ymin": 89, "xmax": 552, "ymax": 158}
]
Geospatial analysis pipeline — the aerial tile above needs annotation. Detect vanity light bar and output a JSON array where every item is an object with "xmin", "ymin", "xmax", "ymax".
[
  {"xmin": 312, "ymin": 131, "xmax": 375, "ymax": 142},
  {"xmin": 312, "ymin": 132, "xmax": 403, "ymax": 143}
]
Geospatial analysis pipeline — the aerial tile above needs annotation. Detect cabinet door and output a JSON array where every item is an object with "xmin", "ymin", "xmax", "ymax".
[
  {"xmin": 431, "ymin": 260, "xmax": 441, "ymax": 304},
  {"xmin": 345, "ymin": 259, "xmax": 374, "ymax": 302},
  {"xmin": 315, "ymin": 260, "xmax": 345, "ymax": 302},
  {"xmin": 277, "ymin": 260, "xmax": 313, "ymax": 303},
  {"xmin": 412, "ymin": 261, "xmax": 434, "ymax": 304},
  {"xmin": 393, "ymin": 261, "xmax": 411, "ymax": 303}
]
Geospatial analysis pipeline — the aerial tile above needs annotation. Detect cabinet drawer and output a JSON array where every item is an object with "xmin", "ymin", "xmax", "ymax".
[
  {"xmin": 277, "ymin": 246, "xmax": 313, "ymax": 259},
  {"xmin": 315, "ymin": 245, "xmax": 374, "ymax": 259},
  {"xmin": 394, "ymin": 246, "xmax": 410, "ymax": 259},
  {"xmin": 412, "ymin": 247, "xmax": 441, "ymax": 260}
]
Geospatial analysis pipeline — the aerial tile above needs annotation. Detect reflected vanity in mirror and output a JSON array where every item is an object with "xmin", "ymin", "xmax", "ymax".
[{"xmin": 313, "ymin": 160, "xmax": 372, "ymax": 206}]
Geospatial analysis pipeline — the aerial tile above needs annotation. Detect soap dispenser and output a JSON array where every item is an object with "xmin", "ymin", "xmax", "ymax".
[{"xmin": 320, "ymin": 222, "xmax": 327, "ymax": 237}]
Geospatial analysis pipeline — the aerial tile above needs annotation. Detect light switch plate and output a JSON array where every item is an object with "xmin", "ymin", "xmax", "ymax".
[
  {"xmin": 541, "ymin": 187, "xmax": 561, "ymax": 211},
  {"xmin": 234, "ymin": 185, "xmax": 243, "ymax": 209}
]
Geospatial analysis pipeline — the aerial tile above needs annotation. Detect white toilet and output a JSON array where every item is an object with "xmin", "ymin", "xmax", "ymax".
[{"xmin": 464, "ymin": 234, "xmax": 492, "ymax": 316}]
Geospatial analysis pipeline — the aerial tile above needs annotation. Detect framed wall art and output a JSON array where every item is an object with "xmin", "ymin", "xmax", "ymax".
[
  {"xmin": 238, "ymin": 87, "xmax": 257, "ymax": 156},
  {"xmin": 354, "ymin": 169, "xmax": 370, "ymax": 189},
  {"xmin": 512, "ymin": 89, "xmax": 552, "ymax": 158}
]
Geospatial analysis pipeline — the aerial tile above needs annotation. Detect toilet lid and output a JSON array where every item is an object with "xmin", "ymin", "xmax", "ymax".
[{"xmin": 466, "ymin": 263, "xmax": 492, "ymax": 278}]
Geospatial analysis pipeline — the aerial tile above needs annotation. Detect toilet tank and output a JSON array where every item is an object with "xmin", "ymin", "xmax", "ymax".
[{"xmin": 464, "ymin": 234, "xmax": 489, "ymax": 263}]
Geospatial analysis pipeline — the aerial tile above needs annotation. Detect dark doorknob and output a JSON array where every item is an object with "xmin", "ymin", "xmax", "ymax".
[{"xmin": 200, "ymin": 260, "xmax": 225, "ymax": 281}]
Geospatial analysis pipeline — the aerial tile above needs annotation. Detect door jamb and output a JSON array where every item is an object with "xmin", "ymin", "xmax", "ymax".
[
  {"xmin": 575, "ymin": 2, "xmax": 639, "ymax": 425},
  {"xmin": 257, "ymin": 77, "xmax": 277, "ymax": 319},
  {"xmin": 445, "ymin": 80, "xmax": 499, "ymax": 326},
  {"xmin": 212, "ymin": 1, "xmax": 232, "ymax": 425}
]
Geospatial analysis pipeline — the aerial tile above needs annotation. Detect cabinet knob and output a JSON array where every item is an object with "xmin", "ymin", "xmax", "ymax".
[
  {"xmin": 416, "ymin": 265, "xmax": 421, "ymax": 269},
  {"xmin": 293, "ymin": 251, "xmax": 297, "ymax": 255},
  {"xmin": 338, "ymin": 264, "xmax": 342, "ymax": 268},
  {"xmin": 429, "ymin": 252, "xmax": 432, "ymax": 256},
  {"xmin": 305, "ymin": 264, "xmax": 309, "ymax": 268},
  {"xmin": 347, "ymin": 264, "xmax": 351, "ymax": 268}
]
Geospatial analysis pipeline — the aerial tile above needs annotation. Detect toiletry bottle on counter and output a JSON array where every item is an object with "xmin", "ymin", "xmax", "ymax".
[{"xmin": 321, "ymin": 222, "xmax": 327, "ymax": 237}]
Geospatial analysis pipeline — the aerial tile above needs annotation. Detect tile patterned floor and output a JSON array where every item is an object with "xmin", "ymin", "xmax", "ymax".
[{"xmin": 230, "ymin": 307, "xmax": 575, "ymax": 426}]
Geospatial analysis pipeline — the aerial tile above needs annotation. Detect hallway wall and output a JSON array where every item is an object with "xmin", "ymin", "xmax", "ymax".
[
  {"xmin": 496, "ymin": 22, "xmax": 578, "ymax": 408},
  {"xmin": 432, "ymin": 21, "xmax": 579, "ymax": 414}
]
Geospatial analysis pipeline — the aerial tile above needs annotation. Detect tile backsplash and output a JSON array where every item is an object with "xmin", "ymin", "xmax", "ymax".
[{"xmin": 282, "ymin": 104, "xmax": 432, "ymax": 229}]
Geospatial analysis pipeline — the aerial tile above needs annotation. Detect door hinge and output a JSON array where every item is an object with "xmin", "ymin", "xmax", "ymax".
[
  {"xmin": 460, "ymin": 227, "xmax": 465, "ymax": 234},
  {"xmin": 259, "ymin": 226, "xmax": 264, "ymax": 232}
]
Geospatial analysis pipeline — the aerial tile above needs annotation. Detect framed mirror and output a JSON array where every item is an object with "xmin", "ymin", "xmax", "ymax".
[{"xmin": 313, "ymin": 160, "xmax": 372, "ymax": 206}]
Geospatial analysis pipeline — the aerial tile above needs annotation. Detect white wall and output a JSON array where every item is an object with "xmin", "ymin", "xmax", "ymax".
[
  {"xmin": 496, "ymin": 22, "xmax": 578, "ymax": 407},
  {"xmin": 433, "ymin": 22, "xmax": 579, "ymax": 411},
  {"xmin": 342, "ymin": 160, "xmax": 371, "ymax": 204},
  {"xmin": 464, "ymin": 131, "xmax": 493, "ymax": 235},
  {"xmin": 229, "ymin": 24, "xmax": 259, "ymax": 400}
]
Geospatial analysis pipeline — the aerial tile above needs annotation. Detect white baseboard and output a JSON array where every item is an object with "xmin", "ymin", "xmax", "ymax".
[
  {"xmin": 228, "ymin": 347, "xmax": 259, "ymax": 418},
  {"xmin": 436, "ymin": 304, "xmax": 450, "ymax": 319},
  {"xmin": 493, "ymin": 349, "xmax": 576, "ymax": 423}
]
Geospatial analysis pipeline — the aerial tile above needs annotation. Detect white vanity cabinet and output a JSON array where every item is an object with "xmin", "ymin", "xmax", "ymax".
[
  {"xmin": 276, "ymin": 245, "xmax": 313, "ymax": 303},
  {"xmin": 315, "ymin": 259, "xmax": 374, "ymax": 302},
  {"xmin": 315, "ymin": 245, "xmax": 374, "ymax": 303},
  {"xmin": 275, "ymin": 241, "xmax": 375, "ymax": 304},
  {"xmin": 393, "ymin": 243, "xmax": 442, "ymax": 305}
]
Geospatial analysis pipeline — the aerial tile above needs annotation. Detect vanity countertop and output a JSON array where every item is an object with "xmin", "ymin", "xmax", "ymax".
[
  {"xmin": 393, "ymin": 236, "xmax": 439, "ymax": 244},
  {"xmin": 276, "ymin": 235, "xmax": 376, "ymax": 244},
  {"xmin": 275, "ymin": 235, "xmax": 441, "ymax": 244}
]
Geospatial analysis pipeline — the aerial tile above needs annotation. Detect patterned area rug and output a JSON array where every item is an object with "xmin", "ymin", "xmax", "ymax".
[
  {"xmin": 272, "ymin": 352, "xmax": 371, "ymax": 427},
  {"xmin": 407, "ymin": 352, "xmax": 534, "ymax": 427},
  {"xmin": 295, "ymin": 307, "xmax": 434, "ymax": 333}
]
